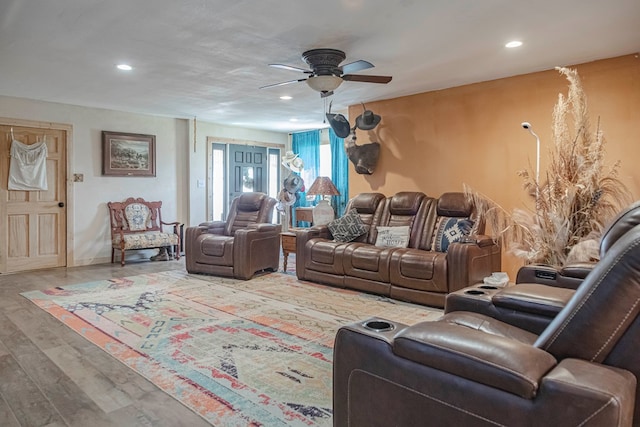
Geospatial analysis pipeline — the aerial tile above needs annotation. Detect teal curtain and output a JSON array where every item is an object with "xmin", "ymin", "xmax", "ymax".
[
  {"xmin": 292, "ymin": 130, "xmax": 320, "ymax": 225},
  {"xmin": 329, "ymin": 128, "xmax": 349, "ymax": 217}
]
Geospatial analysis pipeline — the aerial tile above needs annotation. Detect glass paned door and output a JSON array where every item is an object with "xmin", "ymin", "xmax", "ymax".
[
  {"xmin": 229, "ymin": 144, "xmax": 267, "ymax": 203},
  {"xmin": 211, "ymin": 143, "xmax": 227, "ymax": 221},
  {"xmin": 210, "ymin": 142, "xmax": 281, "ymax": 222}
]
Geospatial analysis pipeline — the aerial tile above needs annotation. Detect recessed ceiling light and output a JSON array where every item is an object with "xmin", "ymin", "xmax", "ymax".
[
  {"xmin": 505, "ymin": 41, "xmax": 523, "ymax": 48},
  {"xmin": 116, "ymin": 64, "xmax": 133, "ymax": 71},
  {"xmin": 289, "ymin": 118, "xmax": 298, "ymax": 122},
  {"xmin": 280, "ymin": 95, "xmax": 292, "ymax": 100}
]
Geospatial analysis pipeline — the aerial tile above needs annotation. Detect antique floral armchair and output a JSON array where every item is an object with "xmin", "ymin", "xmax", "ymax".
[{"xmin": 107, "ymin": 197, "xmax": 180, "ymax": 266}]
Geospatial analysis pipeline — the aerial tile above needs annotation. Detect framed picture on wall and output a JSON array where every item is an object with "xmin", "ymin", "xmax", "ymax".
[{"xmin": 102, "ymin": 131, "xmax": 156, "ymax": 177}]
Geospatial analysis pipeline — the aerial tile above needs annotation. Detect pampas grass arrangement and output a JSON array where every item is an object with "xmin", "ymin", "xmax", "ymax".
[{"xmin": 467, "ymin": 67, "xmax": 630, "ymax": 267}]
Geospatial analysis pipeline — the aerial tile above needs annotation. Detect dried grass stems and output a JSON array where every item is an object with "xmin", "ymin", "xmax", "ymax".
[{"xmin": 467, "ymin": 67, "xmax": 630, "ymax": 267}]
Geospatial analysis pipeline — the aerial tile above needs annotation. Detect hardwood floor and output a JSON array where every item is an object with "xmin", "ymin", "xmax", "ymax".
[{"xmin": 0, "ymin": 259, "xmax": 213, "ymax": 427}]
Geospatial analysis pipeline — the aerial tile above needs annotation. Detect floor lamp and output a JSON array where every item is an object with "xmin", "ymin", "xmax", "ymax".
[{"xmin": 521, "ymin": 122, "xmax": 540, "ymax": 209}]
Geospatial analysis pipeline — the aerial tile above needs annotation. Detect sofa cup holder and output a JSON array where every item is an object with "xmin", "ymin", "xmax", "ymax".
[
  {"xmin": 363, "ymin": 320, "xmax": 395, "ymax": 332},
  {"xmin": 464, "ymin": 289, "xmax": 486, "ymax": 296},
  {"xmin": 479, "ymin": 285, "xmax": 498, "ymax": 290}
]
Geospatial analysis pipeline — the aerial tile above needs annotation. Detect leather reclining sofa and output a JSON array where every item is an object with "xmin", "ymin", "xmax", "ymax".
[{"xmin": 295, "ymin": 191, "xmax": 501, "ymax": 308}]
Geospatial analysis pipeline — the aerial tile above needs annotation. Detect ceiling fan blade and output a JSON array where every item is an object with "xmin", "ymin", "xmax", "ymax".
[
  {"xmin": 269, "ymin": 63, "xmax": 312, "ymax": 73},
  {"xmin": 342, "ymin": 74, "xmax": 392, "ymax": 84},
  {"xmin": 259, "ymin": 78, "xmax": 307, "ymax": 89},
  {"xmin": 340, "ymin": 60, "xmax": 374, "ymax": 74}
]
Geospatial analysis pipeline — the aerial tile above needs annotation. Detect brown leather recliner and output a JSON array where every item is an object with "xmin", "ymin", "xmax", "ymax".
[
  {"xmin": 334, "ymin": 224, "xmax": 640, "ymax": 426},
  {"xmin": 185, "ymin": 192, "xmax": 280, "ymax": 280}
]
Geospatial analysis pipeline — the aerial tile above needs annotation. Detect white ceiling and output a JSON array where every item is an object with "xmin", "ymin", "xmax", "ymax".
[{"xmin": 1, "ymin": 0, "xmax": 638, "ymax": 133}]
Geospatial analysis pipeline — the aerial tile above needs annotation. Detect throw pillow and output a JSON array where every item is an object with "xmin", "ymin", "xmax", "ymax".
[
  {"xmin": 375, "ymin": 226, "xmax": 411, "ymax": 248},
  {"xmin": 327, "ymin": 209, "xmax": 368, "ymax": 243},
  {"xmin": 565, "ymin": 238, "xmax": 600, "ymax": 264},
  {"xmin": 433, "ymin": 217, "xmax": 475, "ymax": 252}
]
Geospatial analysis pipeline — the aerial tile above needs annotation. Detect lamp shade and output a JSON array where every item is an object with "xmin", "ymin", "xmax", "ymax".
[
  {"xmin": 306, "ymin": 176, "xmax": 340, "ymax": 197},
  {"xmin": 306, "ymin": 75, "xmax": 343, "ymax": 93}
]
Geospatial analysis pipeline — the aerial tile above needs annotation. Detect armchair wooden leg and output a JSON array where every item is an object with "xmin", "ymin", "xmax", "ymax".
[
  {"xmin": 121, "ymin": 249, "xmax": 126, "ymax": 266},
  {"xmin": 111, "ymin": 248, "xmax": 115, "ymax": 264}
]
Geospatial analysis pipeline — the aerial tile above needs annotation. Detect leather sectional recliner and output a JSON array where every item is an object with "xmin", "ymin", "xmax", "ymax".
[
  {"xmin": 295, "ymin": 191, "xmax": 501, "ymax": 307},
  {"xmin": 515, "ymin": 199, "xmax": 640, "ymax": 289},
  {"xmin": 445, "ymin": 199, "xmax": 640, "ymax": 335},
  {"xmin": 334, "ymin": 224, "xmax": 640, "ymax": 426}
]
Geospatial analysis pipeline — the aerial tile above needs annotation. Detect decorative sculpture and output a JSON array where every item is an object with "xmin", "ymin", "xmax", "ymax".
[
  {"xmin": 344, "ymin": 132, "xmax": 380, "ymax": 175},
  {"xmin": 326, "ymin": 102, "xmax": 383, "ymax": 175}
]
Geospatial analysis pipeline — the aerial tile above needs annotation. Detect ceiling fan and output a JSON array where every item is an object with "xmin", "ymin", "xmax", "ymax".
[{"xmin": 260, "ymin": 48, "xmax": 392, "ymax": 97}]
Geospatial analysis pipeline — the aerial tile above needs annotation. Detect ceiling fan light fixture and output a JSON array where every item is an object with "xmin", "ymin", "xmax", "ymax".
[
  {"xmin": 306, "ymin": 75, "xmax": 343, "ymax": 92},
  {"xmin": 505, "ymin": 40, "xmax": 523, "ymax": 48}
]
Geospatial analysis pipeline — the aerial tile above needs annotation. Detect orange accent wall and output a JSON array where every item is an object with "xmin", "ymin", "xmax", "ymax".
[{"xmin": 348, "ymin": 54, "xmax": 640, "ymax": 278}]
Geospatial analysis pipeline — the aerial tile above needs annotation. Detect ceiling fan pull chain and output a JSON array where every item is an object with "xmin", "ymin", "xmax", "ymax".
[{"xmin": 323, "ymin": 97, "xmax": 327, "ymax": 123}]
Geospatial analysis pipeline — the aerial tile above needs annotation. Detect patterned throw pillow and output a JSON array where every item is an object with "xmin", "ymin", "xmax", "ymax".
[
  {"xmin": 375, "ymin": 226, "xmax": 411, "ymax": 248},
  {"xmin": 328, "ymin": 209, "xmax": 368, "ymax": 243},
  {"xmin": 433, "ymin": 217, "xmax": 475, "ymax": 252}
]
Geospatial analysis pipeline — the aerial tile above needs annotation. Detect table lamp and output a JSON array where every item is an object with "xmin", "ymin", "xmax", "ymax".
[{"xmin": 306, "ymin": 176, "xmax": 340, "ymax": 225}]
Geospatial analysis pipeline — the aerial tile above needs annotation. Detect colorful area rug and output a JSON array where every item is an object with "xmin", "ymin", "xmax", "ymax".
[{"xmin": 22, "ymin": 271, "xmax": 442, "ymax": 426}]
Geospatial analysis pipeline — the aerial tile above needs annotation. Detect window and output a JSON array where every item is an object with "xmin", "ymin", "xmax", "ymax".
[
  {"xmin": 212, "ymin": 144, "xmax": 226, "ymax": 221},
  {"xmin": 305, "ymin": 139, "xmax": 333, "ymax": 207},
  {"xmin": 319, "ymin": 143, "xmax": 332, "ymax": 177},
  {"xmin": 268, "ymin": 148, "xmax": 280, "ymax": 223}
]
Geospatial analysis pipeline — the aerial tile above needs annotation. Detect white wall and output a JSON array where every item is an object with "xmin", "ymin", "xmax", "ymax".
[{"xmin": 0, "ymin": 95, "xmax": 288, "ymax": 267}]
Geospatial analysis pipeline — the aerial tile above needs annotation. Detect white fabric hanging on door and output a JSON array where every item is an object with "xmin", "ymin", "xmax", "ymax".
[{"xmin": 8, "ymin": 139, "xmax": 48, "ymax": 191}]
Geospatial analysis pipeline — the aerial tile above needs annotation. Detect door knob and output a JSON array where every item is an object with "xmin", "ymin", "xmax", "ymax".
[{"xmin": 58, "ymin": 202, "xmax": 65, "ymax": 207}]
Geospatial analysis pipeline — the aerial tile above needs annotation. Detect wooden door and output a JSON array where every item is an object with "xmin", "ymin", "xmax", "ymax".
[
  {"xmin": 0, "ymin": 125, "xmax": 67, "ymax": 273},
  {"xmin": 228, "ymin": 144, "xmax": 267, "ymax": 204}
]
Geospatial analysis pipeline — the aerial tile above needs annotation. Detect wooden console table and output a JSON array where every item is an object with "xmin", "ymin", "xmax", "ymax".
[
  {"xmin": 280, "ymin": 230, "xmax": 297, "ymax": 272},
  {"xmin": 295, "ymin": 207, "xmax": 314, "ymax": 226}
]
